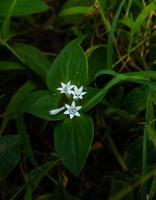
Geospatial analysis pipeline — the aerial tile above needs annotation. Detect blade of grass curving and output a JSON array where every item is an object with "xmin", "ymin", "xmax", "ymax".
[
  {"xmin": 140, "ymin": 129, "xmax": 148, "ymax": 200},
  {"xmin": 109, "ymin": 167, "xmax": 156, "ymax": 200},
  {"xmin": 148, "ymin": 175, "xmax": 156, "ymax": 200},
  {"xmin": 1, "ymin": 0, "xmax": 16, "ymax": 40},
  {"xmin": 132, "ymin": 1, "xmax": 156, "ymax": 34},
  {"xmin": 107, "ymin": 0, "xmax": 126, "ymax": 69},
  {"xmin": 10, "ymin": 160, "xmax": 57, "ymax": 200},
  {"xmin": 125, "ymin": 0, "xmax": 133, "ymax": 16},
  {"xmin": 97, "ymin": 0, "xmax": 111, "ymax": 32},
  {"xmin": 107, "ymin": 133, "xmax": 128, "ymax": 171},
  {"xmin": 128, "ymin": 1, "xmax": 156, "ymax": 55},
  {"xmin": 146, "ymin": 95, "xmax": 156, "ymax": 200},
  {"xmin": 15, "ymin": 113, "xmax": 37, "ymax": 167}
]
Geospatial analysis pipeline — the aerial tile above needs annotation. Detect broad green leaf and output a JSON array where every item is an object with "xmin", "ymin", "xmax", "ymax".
[
  {"xmin": 26, "ymin": 94, "xmax": 64, "ymax": 121},
  {"xmin": 124, "ymin": 86, "xmax": 150, "ymax": 115},
  {"xmin": 0, "ymin": 135, "xmax": 21, "ymax": 180},
  {"xmin": 13, "ymin": 43, "xmax": 50, "ymax": 82},
  {"xmin": 54, "ymin": 115, "xmax": 94, "ymax": 175},
  {"xmin": 0, "ymin": 61, "xmax": 24, "ymax": 71},
  {"xmin": 60, "ymin": 0, "xmax": 94, "ymax": 9},
  {"xmin": 47, "ymin": 41, "xmax": 88, "ymax": 92},
  {"xmin": 59, "ymin": 6, "xmax": 94, "ymax": 17},
  {"xmin": 0, "ymin": 81, "xmax": 35, "ymax": 134},
  {"xmin": 20, "ymin": 90, "xmax": 50, "ymax": 113},
  {"xmin": 87, "ymin": 46, "xmax": 109, "ymax": 81},
  {"xmin": 0, "ymin": 0, "xmax": 48, "ymax": 17}
]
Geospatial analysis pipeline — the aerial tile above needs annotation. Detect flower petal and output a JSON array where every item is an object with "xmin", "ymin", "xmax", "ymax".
[
  {"xmin": 75, "ymin": 112, "xmax": 80, "ymax": 117},
  {"xmin": 70, "ymin": 114, "xmax": 74, "ymax": 119}
]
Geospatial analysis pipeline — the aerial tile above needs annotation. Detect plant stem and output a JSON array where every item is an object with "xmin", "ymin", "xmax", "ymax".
[
  {"xmin": 110, "ymin": 167, "xmax": 156, "ymax": 200},
  {"xmin": 107, "ymin": 133, "xmax": 128, "ymax": 171},
  {"xmin": 97, "ymin": 0, "xmax": 111, "ymax": 32}
]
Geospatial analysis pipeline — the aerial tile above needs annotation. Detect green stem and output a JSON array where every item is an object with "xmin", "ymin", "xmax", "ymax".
[
  {"xmin": 140, "ymin": 130, "xmax": 148, "ymax": 200},
  {"xmin": 97, "ymin": 0, "xmax": 111, "ymax": 32},
  {"xmin": 15, "ymin": 113, "xmax": 38, "ymax": 167},
  {"xmin": 107, "ymin": 134, "xmax": 128, "ymax": 171},
  {"xmin": 110, "ymin": 167, "xmax": 156, "ymax": 200}
]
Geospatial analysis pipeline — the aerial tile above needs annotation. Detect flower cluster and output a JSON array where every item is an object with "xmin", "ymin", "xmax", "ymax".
[{"xmin": 49, "ymin": 81, "xmax": 86, "ymax": 119}]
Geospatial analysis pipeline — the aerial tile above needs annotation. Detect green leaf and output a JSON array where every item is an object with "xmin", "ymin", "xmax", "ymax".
[
  {"xmin": 47, "ymin": 41, "xmax": 88, "ymax": 92},
  {"xmin": 124, "ymin": 86, "xmax": 150, "ymax": 115},
  {"xmin": 124, "ymin": 136, "xmax": 156, "ymax": 173},
  {"xmin": 10, "ymin": 160, "xmax": 57, "ymax": 200},
  {"xmin": 0, "ymin": 61, "xmax": 24, "ymax": 71},
  {"xmin": 132, "ymin": 1, "xmax": 156, "ymax": 34},
  {"xmin": 120, "ymin": 16, "xmax": 134, "ymax": 28},
  {"xmin": 83, "ymin": 75, "xmax": 123, "ymax": 111},
  {"xmin": 145, "ymin": 126, "xmax": 156, "ymax": 150},
  {"xmin": 13, "ymin": 43, "xmax": 50, "ymax": 82},
  {"xmin": 0, "ymin": 135, "xmax": 21, "ymax": 180},
  {"xmin": 0, "ymin": 0, "xmax": 49, "ymax": 17},
  {"xmin": 148, "ymin": 176, "xmax": 156, "ymax": 200},
  {"xmin": 1, "ymin": 0, "xmax": 16, "ymax": 40},
  {"xmin": 125, "ymin": 71, "xmax": 156, "ymax": 79},
  {"xmin": 97, "ymin": 0, "xmax": 111, "ymax": 32},
  {"xmin": 87, "ymin": 46, "xmax": 109, "ymax": 81},
  {"xmin": 110, "ymin": 178, "xmax": 134, "ymax": 200},
  {"xmin": 24, "ymin": 160, "xmax": 57, "ymax": 199},
  {"xmin": 107, "ymin": 0, "xmax": 126, "ymax": 68},
  {"xmin": 0, "ymin": 81, "xmax": 35, "ymax": 134},
  {"xmin": 59, "ymin": 6, "xmax": 94, "ymax": 17},
  {"xmin": 15, "ymin": 113, "xmax": 37, "ymax": 166},
  {"xmin": 20, "ymin": 90, "xmax": 50, "ymax": 113},
  {"xmin": 94, "ymin": 69, "xmax": 117, "ymax": 79},
  {"xmin": 54, "ymin": 115, "xmax": 94, "ymax": 175},
  {"xmin": 26, "ymin": 94, "xmax": 64, "ymax": 121},
  {"xmin": 146, "ymin": 95, "xmax": 155, "ymax": 126}
]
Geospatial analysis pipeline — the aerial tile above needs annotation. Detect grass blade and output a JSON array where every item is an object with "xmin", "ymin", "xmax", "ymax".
[
  {"xmin": 15, "ymin": 113, "xmax": 37, "ymax": 167},
  {"xmin": 107, "ymin": 0, "xmax": 126, "ymax": 69}
]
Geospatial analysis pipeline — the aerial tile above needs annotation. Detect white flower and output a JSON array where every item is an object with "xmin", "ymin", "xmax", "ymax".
[
  {"xmin": 72, "ymin": 86, "xmax": 86, "ymax": 100},
  {"xmin": 64, "ymin": 101, "xmax": 81, "ymax": 119},
  {"xmin": 49, "ymin": 106, "xmax": 65, "ymax": 115},
  {"xmin": 57, "ymin": 81, "xmax": 74, "ymax": 96},
  {"xmin": 146, "ymin": 194, "xmax": 149, "ymax": 200}
]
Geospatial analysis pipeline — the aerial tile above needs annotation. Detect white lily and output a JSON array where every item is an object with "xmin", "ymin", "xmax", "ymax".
[
  {"xmin": 57, "ymin": 81, "xmax": 74, "ymax": 96},
  {"xmin": 72, "ymin": 86, "xmax": 86, "ymax": 100},
  {"xmin": 49, "ymin": 106, "xmax": 65, "ymax": 115},
  {"xmin": 64, "ymin": 101, "xmax": 81, "ymax": 119}
]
